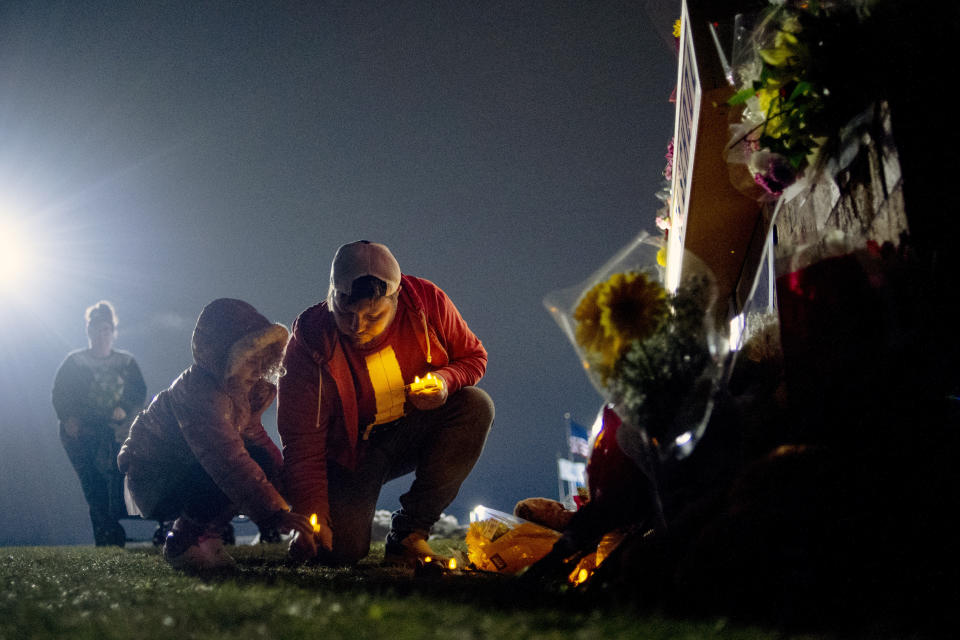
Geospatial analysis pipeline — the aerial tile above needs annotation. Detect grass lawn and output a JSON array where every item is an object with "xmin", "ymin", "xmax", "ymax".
[{"xmin": 0, "ymin": 540, "xmax": 882, "ymax": 640}]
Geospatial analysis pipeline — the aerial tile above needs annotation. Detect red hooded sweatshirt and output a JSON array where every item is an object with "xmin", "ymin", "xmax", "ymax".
[{"xmin": 277, "ymin": 275, "xmax": 487, "ymax": 526}]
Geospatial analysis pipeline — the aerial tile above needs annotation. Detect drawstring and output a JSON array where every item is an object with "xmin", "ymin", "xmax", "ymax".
[
  {"xmin": 420, "ymin": 311, "xmax": 432, "ymax": 364},
  {"xmin": 314, "ymin": 354, "xmax": 323, "ymax": 430}
]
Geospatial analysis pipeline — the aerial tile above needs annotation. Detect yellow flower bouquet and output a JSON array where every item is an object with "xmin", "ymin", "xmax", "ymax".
[
  {"xmin": 725, "ymin": 0, "xmax": 884, "ymax": 200},
  {"xmin": 545, "ymin": 233, "xmax": 727, "ymax": 463}
]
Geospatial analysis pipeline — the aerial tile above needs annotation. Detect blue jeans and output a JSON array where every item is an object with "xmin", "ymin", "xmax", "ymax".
[
  {"xmin": 61, "ymin": 423, "xmax": 126, "ymax": 546},
  {"xmin": 321, "ymin": 386, "xmax": 494, "ymax": 564}
]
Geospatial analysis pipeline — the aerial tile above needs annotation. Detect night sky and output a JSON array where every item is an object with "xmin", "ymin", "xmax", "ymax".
[{"xmin": 0, "ymin": 1, "xmax": 679, "ymax": 545}]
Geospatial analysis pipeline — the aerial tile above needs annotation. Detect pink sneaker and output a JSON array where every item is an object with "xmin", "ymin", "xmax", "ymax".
[{"xmin": 164, "ymin": 534, "xmax": 236, "ymax": 571}]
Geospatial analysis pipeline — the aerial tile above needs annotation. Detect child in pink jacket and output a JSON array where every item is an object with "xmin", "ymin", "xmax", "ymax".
[{"xmin": 119, "ymin": 298, "xmax": 319, "ymax": 570}]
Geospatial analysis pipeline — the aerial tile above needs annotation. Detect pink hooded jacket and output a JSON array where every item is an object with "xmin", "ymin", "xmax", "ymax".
[{"xmin": 118, "ymin": 298, "xmax": 291, "ymax": 525}]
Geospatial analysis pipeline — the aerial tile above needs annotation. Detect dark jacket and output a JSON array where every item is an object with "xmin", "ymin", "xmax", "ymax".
[{"xmin": 52, "ymin": 349, "xmax": 146, "ymax": 433}]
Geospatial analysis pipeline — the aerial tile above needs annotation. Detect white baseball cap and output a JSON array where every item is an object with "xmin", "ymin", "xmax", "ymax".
[{"xmin": 330, "ymin": 241, "xmax": 401, "ymax": 297}]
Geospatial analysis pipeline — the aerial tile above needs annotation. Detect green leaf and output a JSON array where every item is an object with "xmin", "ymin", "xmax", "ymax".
[
  {"xmin": 788, "ymin": 80, "xmax": 813, "ymax": 102},
  {"xmin": 728, "ymin": 87, "xmax": 757, "ymax": 106},
  {"xmin": 788, "ymin": 151, "xmax": 806, "ymax": 169}
]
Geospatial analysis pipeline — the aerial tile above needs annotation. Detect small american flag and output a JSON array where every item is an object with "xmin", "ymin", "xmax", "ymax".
[{"xmin": 568, "ymin": 420, "xmax": 591, "ymax": 458}]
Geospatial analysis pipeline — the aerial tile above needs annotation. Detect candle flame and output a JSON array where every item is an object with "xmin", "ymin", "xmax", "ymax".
[
  {"xmin": 448, "ymin": 557, "xmax": 457, "ymax": 570},
  {"xmin": 310, "ymin": 513, "xmax": 321, "ymax": 533},
  {"xmin": 409, "ymin": 372, "xmax": 442, "ymax": 393}
]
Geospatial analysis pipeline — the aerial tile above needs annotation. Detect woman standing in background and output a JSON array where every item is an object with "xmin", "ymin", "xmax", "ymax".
[{"xmin": 52, "ymin": 301, "xmax": 146, "ymax": 546}]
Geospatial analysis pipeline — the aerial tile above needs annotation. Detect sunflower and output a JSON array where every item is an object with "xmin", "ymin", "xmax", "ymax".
[
  {"xmin": 573, "ymin": 282, "xmax": 606, "ymax": 360},
  {"xmin": 598, "ymin": 271, "xmax": 669, "ymax": 349},
  {"xmin": 574, "ymin": 271, "xmax": 670, "ymax": 383}
]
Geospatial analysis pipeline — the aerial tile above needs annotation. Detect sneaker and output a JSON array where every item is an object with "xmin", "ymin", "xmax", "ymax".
[
  {"xmin": 164, "ymin": 532, "xmax": 236, "ymax": 571},
  {"xmin": 252, "ymin": 526, "xmax": 284, "ymax": 545},
  {"xmin": 196, "ymin": 536, "xmax": 237, "ymax": 569},
  {"xmin": 384, "ymin": 530, "xmax": 446, "ymax": 567},
  {"xmin": 153, "ymin": 521, "xmax": 173, "ymax": 547}
]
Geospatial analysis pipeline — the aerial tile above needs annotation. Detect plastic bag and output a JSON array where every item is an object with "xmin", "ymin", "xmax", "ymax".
[
  {"xmin": 465, "ymin": 506, "xmax": 561, "ymax": 574},
  {"xmin": 544, "ymin": 232, "xmax": 727, "ymax": 464},
  {"xmin": 725, "ymin": 2, "xmax": 883, "ymax": 203}
]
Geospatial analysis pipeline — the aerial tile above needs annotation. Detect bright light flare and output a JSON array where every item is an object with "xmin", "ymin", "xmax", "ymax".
[{"xmin": 0, "ymin": 219, "xmax": 35, "ymax": 292}]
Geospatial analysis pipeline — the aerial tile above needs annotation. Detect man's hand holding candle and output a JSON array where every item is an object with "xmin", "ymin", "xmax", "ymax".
[{"xmin": 407, "ymin": 371, "xmax": 448, "ymax": 411}]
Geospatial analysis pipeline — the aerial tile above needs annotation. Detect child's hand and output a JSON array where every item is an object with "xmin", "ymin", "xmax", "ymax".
[
  {"xmin": 288, "ymin": 528, "xmax": 317, "ymax": 563},
  {"xmin": 272, "ymin": 511, "xmax": 313, "ymax": 539},
  {"xmin": 283, "ymin": 511, "xmax": 333, "ymax": 562}
]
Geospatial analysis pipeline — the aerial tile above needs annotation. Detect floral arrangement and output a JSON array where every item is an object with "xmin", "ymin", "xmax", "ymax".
[
  {"xmin": 574, "ymin": 270, "xmax": 670, "ymax": 385},
  {"xmin": 602, "ymin": 274, "xmax": 717, "ymax": 448},
  {"xmin": 726, "ymin": 0, "xmax": 882, "ymax": 199},
  {"xmin": 546, "ymin": 234, "xmax": 726, "ymax": 461}
]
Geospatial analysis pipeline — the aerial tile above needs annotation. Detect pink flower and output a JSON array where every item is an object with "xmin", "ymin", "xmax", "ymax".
[
  {"xmin": 664, "ymin": 138, "xmax": 675, "ymax": 181},
  {"xmin": 751, "ymin": 152, "xmax": 796, "ymax": 197}
]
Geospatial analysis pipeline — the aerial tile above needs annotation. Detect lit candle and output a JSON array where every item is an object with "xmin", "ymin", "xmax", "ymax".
[
  {"xmin": 310, "ymin": 513, "xmax": 321, "ymax": 533},
  {"xmin": 572, "ymin": 568, "xmax": 590, "ymax": 586},
  {"xmin": 409, "ymin": 372, "xmax": 443, "ymax": 393}
]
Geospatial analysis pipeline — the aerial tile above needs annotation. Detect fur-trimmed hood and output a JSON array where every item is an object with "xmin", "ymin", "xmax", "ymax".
[{"xmin": 191, "ymin": 298, "xmax": 288, "ymax": 382}]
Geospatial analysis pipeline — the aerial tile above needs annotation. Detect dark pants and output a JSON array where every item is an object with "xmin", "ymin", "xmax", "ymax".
[
  {"xmin": 322, "ymin": 386, "xmax": 494, "ymax": 565},
  {"xmin": 146, "ymin": 444, "xmax": 279, "ymax": 528},
  {"xmin": 61, "ymin": 424, "xmax": 126, "ymax": 546}
]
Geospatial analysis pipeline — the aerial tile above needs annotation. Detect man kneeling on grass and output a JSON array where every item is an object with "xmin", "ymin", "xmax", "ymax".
[
  {"xmin": 279, "ymin": 241, "xmax": 494, "ymax": 566},
  {"xmin": 118, "ymin": 298, "xmax": 321, "ymax": 570}
]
